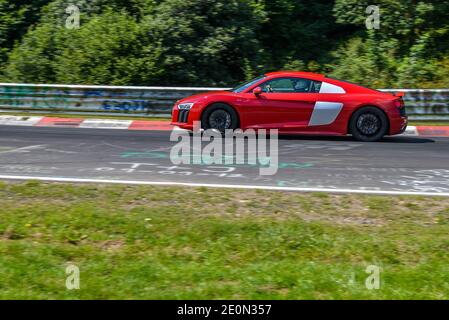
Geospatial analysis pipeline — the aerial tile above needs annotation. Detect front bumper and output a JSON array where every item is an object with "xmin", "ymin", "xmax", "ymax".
[
  {"xmin": 171, "ymin": 104, "xmax": 203, "ymax": 130},
  {"xmin": 170, "ymin": 121, "xmax": 194, "ymax": 130},
  {"xmin": 171, "ymin": 107, "xmax": 192, "ymax": 130}
]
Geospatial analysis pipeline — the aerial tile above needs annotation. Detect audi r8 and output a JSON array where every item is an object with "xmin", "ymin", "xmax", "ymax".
[{"xmin": 171, "ymin": 71, "xmax": 408, "ymax": 141}]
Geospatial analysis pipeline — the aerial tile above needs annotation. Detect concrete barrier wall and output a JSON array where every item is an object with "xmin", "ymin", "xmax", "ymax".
[{"xmin": 0, "ymin": 83, "xmax": 448, "ymax": 120}]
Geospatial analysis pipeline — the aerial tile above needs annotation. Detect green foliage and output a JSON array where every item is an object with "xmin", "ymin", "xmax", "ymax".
[
  {"xmin": 0, "ymin": 0, "xmax": 448, "ymax": 87},
  {"xmin": 3, "ymin": 10, "xmax": 163, "ymax": 85},
  {"xmin": 52, "ymin": 10, "xmax": 162, "ymax": 85},
  {"xmin": 327, "ymin": 35, "xmax": 397, "ymax": 88},
  {"xmin": 257, "ymin": 0, "xmax": 343, "ymax": 70},
  {"xmin": 2, "ymin": 23, "xmax": 58, "ymax": 83},
  {"xmin": 332, "ymin": 0, "xmax": 449, "ymax": 88},
  {"xmin": 142, "ymin": 0, "xmax": 266, "ymax": 85},
  {"xmin": 0, "ymin": 0, "xmax": 51, "ymax": 67}
]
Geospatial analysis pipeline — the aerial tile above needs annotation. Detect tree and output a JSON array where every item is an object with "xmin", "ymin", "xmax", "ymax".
[
  {"xmin": 331, "ymin": 0, "xmax": 449, "ymax": 88},
  {"xmin": 141, "ymin": 0, "xmax": 266, "ymax": 85},
  {"xmin": 1, "ymin": 0, "xmax": 448, "ymax": 87},
  {"xmin": 53, "ymin": 10, "xmax": 162, "ymax": 85},
  {"xmin": 2, "ymin": 22, "xmax": 58, "ymax": 83},
  {"xmin": 256, "ymin": 0, "xmax": 351, "ymax": 72},
  {"xmin": 0, "ymin": 0, "xmax": 51, "ymax": 66},
  {"xmin": 2, "ymin": 10, "xmax": 162, "ymax": 85}
]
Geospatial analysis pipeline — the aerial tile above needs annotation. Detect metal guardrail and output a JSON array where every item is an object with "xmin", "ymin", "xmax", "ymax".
[
  {"xmin": 0, "ymin": 83, "xmax": 448, "ymax": 120},
  {"xmin": 380, "ymin": 89, "xmax": 449, "ymax": 120},
  {"xmin": 0, "ymin": 83, "xmax": 229, "ymax": 117}
]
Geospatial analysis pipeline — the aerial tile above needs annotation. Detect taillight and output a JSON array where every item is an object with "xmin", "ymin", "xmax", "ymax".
[{"xmin": 394, "ymin": 98, "xmax": 406, "ymax": 116}]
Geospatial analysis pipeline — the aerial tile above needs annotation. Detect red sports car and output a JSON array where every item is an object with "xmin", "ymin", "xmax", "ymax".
[{"xmin": 171, "ymin": 71, "xmax": 408, "ymax": 141}]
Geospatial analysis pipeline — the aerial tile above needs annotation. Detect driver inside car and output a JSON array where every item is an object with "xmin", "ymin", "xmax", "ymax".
[{"xmin": 293, "ymin": 78, "xmax": 310, "ymax": 93}]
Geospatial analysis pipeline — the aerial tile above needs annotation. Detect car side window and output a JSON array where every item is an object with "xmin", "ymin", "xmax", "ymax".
[
  {"xmin": 261, "ymin": 78, "xmax": 294, "ymax": 93},
  {"xmin": 261, "ymin": 77, "xmax": 322, "ymax": 93}
]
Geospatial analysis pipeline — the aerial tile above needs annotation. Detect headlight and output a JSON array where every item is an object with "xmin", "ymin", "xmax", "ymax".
[{"xmin": 178, "ymin": 103, "xmax": 194, "ymax": 110}]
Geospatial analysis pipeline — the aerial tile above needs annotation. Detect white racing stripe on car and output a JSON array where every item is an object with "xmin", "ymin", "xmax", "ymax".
[
  {"xmin": 0, "ymin": 175, "xmax": 449, "ymax": 197},
  {"xmin": 319, "ymin": 82, "xmax": 346, "ymax": 94},
  {"xmin": 308, "ymin": 101, "xmax": 344, "ymax": 126}
]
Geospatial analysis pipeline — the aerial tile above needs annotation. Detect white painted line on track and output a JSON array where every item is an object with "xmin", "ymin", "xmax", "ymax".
[
  {"xmin": 0, "ymin": 145, "xmax": 45, "ymax": 154},
  {"xmin": 0, "ymin": 174, "xmax": 448, "ymax": 197}
]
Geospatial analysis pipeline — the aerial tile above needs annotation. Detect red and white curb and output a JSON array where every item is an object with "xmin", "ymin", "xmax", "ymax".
[
  {"xmin": 1, "ymin": 115, "xmax": 449, "ymax": 137},
  {"xmin": 0, "ymin": 115, "xmax": 174, "ymax": 131},
  {"xmin": 400, "ymin": 125, "xmax": 449, "ymax": 137}
]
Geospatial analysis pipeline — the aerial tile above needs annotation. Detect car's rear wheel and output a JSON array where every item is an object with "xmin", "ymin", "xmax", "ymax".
[
  {"xmin": 201, "ymin": 103, "xmax": 239, "ymax": 132},
  {"xmin": 349, "ymin": 107, "xmax": 388, "ymax": 142}
]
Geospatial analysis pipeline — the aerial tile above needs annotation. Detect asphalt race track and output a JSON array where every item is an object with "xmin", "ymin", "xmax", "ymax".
[{"xmin": 1, "ymin": 125, "xmax": 449, "ymax": 196}]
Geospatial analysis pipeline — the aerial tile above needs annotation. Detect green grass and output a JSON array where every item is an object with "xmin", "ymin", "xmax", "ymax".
[{"xmin": 1, "ymin": 181, "xmax": 449, "ymax": 299}]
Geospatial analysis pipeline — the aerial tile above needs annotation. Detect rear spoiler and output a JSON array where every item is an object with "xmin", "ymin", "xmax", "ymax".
[{"xmin": 394, "ymin": 91, "xmax": 405, "ymax": 97}]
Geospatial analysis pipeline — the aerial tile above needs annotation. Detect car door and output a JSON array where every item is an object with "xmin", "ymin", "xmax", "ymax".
[{"xmin": 242, "ymin": 77, "xmax": 319, "ymax": 130}]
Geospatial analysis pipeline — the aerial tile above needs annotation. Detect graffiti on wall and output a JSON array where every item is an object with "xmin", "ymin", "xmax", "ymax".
[
  {"xmin": 1, "ymin": 85, "xmax": 449, "ymax": 116},
  {"xmin": 402, "ymin": 91, "xmax": 449, "ymax": 114},
  {"xmin": 0, "ymin": 85, "xmax": 182, "ymax": 113},
  {"xmin": 101, "ymin": 100, "xmax": 153, "ymax": 112}
]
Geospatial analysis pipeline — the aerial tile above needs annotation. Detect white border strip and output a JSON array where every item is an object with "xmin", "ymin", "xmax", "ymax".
[
  {"xmin": 1, "ymin": 83, "xmax": 448, "ymax": 92},
  {"xmin": 0, "ymin": 82, "xmax": 230, "ymax": 91},
  {"xmin": 0, "ymin": 175, "xmax": 448, "ymax": 197},
  {"xmin": 0, "ymin": 115, "xmax": 43, "ymax": 126},
  {"xmin": 401, "ymin": 125, "xmax": 418, "ymax": 136},
  {"xmin": 379, "ymin": 89, "xmax": 449, "ymax": 93},
  {"xmin": 79, "ymin": 119, "xmax": 132, "ymax": 129}
]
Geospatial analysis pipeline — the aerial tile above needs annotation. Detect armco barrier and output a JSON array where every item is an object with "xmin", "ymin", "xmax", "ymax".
[
  {"xmin": 381, "ymin": 89, "xmax": 449, "ymax": 120},
  {"xmin": 0, "ymin": 83, "xmax": 448, "ymax": 120},
  {"xmin": 0, "ymin": 83, "xmax": 228, "ymax": 117}
]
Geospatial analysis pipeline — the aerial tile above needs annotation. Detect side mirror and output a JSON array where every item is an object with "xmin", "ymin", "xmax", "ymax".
[{"xmin": 253, "ymin": 87, "xmax": 262, "ymax": 95}]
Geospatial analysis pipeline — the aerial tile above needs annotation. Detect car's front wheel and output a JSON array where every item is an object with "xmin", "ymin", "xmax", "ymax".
[
  {"xmin": 201, "ymin": 103, "xmax": 239, "ymax": 132},
  {"xmin": 349, "ymin": 107, "xmax": 388, "ymax": 142}
]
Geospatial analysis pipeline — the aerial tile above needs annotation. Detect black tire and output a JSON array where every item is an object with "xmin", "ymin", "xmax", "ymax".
[
  {"xmin": 201, "ymin": 103, "xmax": 239, "ymax": 132},
  {"xmin": 349, "ymin": 107, "xmax": 388, "ymax": 142}
]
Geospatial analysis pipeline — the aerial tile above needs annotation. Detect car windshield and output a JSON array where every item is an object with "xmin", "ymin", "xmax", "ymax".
[{"xmin": 231, "ymin": 75, "xmax": 266, "ymax": 93}]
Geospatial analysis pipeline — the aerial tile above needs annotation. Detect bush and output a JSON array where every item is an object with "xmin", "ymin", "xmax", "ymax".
[{"xmin": 0, "ymin": 0, "xmax": 448, "ymax": 87}]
